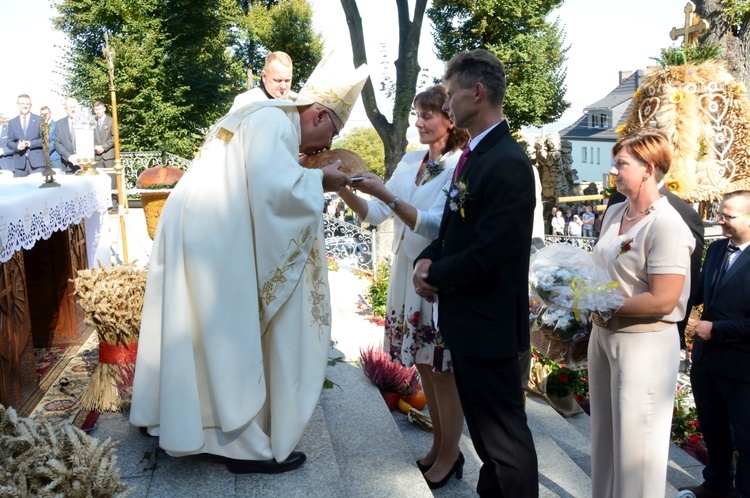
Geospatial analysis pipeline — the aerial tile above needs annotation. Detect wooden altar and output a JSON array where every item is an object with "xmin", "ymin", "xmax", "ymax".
[{"xmin": 0, "ymin": 174, "xmax": 110, "ymax": 415}]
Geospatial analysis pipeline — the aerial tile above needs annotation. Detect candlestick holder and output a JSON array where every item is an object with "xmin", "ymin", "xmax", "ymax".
[
  {"xmin": 75, "ymin": 158, "xmax": 99, "ymax": 176},
  {"xmin": 39, "ymin": 119, "xmax": 60, "ymax": 188}
]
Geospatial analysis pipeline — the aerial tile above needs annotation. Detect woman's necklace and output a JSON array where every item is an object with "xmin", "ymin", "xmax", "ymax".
[{"xmin": 623, "ymin": 206, "xmax": 651, "ymax": 221}]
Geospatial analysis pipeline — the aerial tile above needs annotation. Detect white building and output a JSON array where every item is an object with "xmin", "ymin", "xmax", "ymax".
[{"xmin": 560, "ymin": 70, "xmax": 645, "ymax": 187}]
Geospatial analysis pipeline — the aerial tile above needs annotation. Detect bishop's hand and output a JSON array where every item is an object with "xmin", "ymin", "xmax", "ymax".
[{"xmin": 321, "ymin": 160, "xmax": 351, "ymax": 192}]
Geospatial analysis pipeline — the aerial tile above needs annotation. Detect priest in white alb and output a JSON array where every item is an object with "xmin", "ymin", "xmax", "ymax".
[{"xmin": 130, "ymin": 53, "xmax": 369, "ymax": 474}]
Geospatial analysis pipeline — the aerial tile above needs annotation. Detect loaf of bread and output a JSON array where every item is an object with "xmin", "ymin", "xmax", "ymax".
[
  {"xmin": 299, "ymin": 149, "xmax": 368, "ymax": 176},
  {"xmin": 136, "ymin": 166, "xmax": 185, "ymax": 189}
]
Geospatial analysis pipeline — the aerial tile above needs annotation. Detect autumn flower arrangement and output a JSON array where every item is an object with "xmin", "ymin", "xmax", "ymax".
[
  {"xmin": 359, "ymin": 346, "xmax": 419, "ymax": 410},
  {"xmin": 672, "ymin": 384, "xmax": 708, "ymax": 464}
]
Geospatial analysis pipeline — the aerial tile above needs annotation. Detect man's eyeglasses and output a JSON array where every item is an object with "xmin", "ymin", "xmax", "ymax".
[
  {"xmin": 326, "ymin": 113, "xmax": 340, "ymax": 141},
  {"xmin": 716, "ymin": 212, "xmax": 748, "ymax": 222}
]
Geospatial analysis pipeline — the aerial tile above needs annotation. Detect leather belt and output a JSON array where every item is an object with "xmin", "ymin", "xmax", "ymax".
[{"xmin": 591, "ymin": 311, "xmax": 674, "ymax": 332}]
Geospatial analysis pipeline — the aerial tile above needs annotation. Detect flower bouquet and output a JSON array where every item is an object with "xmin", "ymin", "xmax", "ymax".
[
  {"xmin": 359, "ymin": 346, "xmax": 419, "ymax": 411},
  {"xmin": 529, "ymin": 244, "xmax": 624, "ymax": 367}
]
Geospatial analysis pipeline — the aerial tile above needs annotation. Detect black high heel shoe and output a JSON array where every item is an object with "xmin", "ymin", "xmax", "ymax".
[
  {"xmin": 424, "ymin": 452, "xmax": 464, "ymax": 489},
  {"xmin": 416, "ymin": 459, "xmax": 432, "ymax": 473}
]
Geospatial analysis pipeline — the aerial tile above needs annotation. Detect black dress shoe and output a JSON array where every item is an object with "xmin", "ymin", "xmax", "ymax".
[
  {"xmin": 225, "ymin": 450, "xmax": 307, "ymax": 474},
  {"xmin": 416, "ymin": 458, "xmax": 432, "ymax": 473},
  {"xmin": 424, "ymin": 452, "xmax": 464, "ymax": 489},
  {"xmin": 138, "ymin": 426, "xmax": 156, "ymax": 437}
]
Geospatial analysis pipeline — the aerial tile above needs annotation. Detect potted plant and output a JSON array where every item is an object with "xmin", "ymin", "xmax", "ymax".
[
  {"xmin": 135, "ymin": 165, "xmax": 184, "ymax": 239},
  {"xmin": 359, "ymin": 346, "xmax": 419, "ymax": 410}
]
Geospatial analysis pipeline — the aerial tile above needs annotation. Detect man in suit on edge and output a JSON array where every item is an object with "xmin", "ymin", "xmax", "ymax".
[
  {"xmin": 0, "ymin": 114, "xmax": 14, "ymax": 171},
  {"xmin": 605, "ymin": 185, "xmax": 705, "ymax": 348},
  {"xmin": 679, "ymin": 190, "xmax": 750, "ymax": 498},
  {"xmin": 413, "ymin": 49, "xmax": 538, "ymax": 497},
  {"xmin": 6, "ymin": 94, "xmax": 45, "ymax": 177},
  {"xmin": 93, "ymin": 101, "xmax": 115, "ymax": 168},
  {"xmin": 54, "ymin": 97, "xmax": 80, "ymax": 174}
]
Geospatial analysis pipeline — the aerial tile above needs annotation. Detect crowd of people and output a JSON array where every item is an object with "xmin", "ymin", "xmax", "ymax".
[
  {"xmin": 547, "ymin": 204, "xmax": 601, "ymax": 238},
  {"xmin": 0, "ymin": 94, "xmax": 115, "ymax": 177}
]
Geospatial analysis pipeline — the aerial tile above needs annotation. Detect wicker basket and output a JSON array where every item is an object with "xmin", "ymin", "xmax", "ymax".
[
  {"xmin": 140, "ymin": 191, "xmax": 171, "ymax": 240},
  {"xmin": 530, "ymin": 326, "xmax": 589, "ymax": 367}
]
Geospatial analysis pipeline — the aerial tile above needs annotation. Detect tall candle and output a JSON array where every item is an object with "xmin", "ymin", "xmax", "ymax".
[{"xmin": 75, "ymin": 127, "xmax": 95, "ymax": 161}]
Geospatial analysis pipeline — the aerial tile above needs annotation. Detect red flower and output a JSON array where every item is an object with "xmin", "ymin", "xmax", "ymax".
[
  {"xmin": 559, "ymin": 373, "xmax": 569, "ymax": 383},
  {"xmin": 617, "ymin": 238, "xmax": 634, "ymax": 258},
  {"xmin": 689, "ymin": 420, "xmax": 700, "ymax": 430},
  {"xmin": 688, "ymin": 434, "xmax": 702, "ymax": 446}
]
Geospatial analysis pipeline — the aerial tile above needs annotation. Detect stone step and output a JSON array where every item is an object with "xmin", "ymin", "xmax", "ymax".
[{"xmin": 541, "ymin": 394, "xmax": 705, "ymax": 496}]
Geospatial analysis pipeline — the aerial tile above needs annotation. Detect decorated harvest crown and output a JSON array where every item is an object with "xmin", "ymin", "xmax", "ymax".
[{"xmin": 295, "ymin": 51, "xmax": 369, "ymax": 126}]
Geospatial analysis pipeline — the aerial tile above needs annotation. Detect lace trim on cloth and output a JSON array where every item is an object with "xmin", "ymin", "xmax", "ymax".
[{"xmin": 0, "ymin": 177, "xmax": 111, "ymax": 263}]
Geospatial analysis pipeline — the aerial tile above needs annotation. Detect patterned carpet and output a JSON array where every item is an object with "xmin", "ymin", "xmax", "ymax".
[{"xmin": 30, "ymin": 332, "xmax": 100, "ymax": 430}]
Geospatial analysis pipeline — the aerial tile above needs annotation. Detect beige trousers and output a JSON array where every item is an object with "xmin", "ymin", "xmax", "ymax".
[{"xmin": 588, "ymin": 323, "xmax": 680, "ymax": 498}]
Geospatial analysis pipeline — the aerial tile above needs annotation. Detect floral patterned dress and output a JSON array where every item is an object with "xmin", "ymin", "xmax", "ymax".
[{"xmin": 363, "ymin": 149, "xmax": 460, "ymax": 372}]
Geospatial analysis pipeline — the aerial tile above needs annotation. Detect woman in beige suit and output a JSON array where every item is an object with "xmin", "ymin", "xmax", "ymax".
[{"xmin": 589, "ymin": 129, "xmax": 695, "ymax": 498}]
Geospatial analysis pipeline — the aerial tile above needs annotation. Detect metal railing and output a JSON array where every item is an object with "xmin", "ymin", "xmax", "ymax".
[{"xmin": 323, "ymin": 215, "xmax": 376, "ymax": 269}]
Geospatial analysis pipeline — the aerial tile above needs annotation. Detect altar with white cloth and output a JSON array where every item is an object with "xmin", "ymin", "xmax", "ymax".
[{"xmin": 0, "ymin": 173, "xmax": 111, "ymax": 415}]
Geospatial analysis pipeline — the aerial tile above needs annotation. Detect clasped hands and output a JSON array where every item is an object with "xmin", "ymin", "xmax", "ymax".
[
  {"xmin": 17, "ymin": 140, "xmax": 31, "ymax": 151},
  {"xmin": 686, "ymin": 320, "xmax": 713, "ymax": 342},
  {"xmin": 413, "ymin": 259, "xmax": 439, "ymax": 303}
]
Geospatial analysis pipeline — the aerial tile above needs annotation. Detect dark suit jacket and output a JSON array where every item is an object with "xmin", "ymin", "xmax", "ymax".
[
  {"xmin": 94, "ymin": 115, "xmax": 115, "ymax": 167},
  {"xmin": 54, "ymin": 116, "xmax": 78, "ymax": 173},
  {"xmin": 417, "ymin": 121, "xmax": 535, "ymax": 359},
  {"xmin": 7, "ymin": 113, "xmax": 45, "ymax": 172},
  {"xmin": 0, "ymin": 123, "xmax": 14, "ymax": 171},
  {"xmin": 692, "ymin": 239, "xmax": 750, "ymax": 382}
]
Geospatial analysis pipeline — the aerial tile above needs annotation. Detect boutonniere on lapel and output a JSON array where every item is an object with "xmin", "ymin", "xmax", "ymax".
[
  {"xmin": 423, "ymin": 155, "xmax": 445, "ymax": 184},
  {"xmin": 105, "ymin": 125, "xmax": 110, "ymax": 132},
  {"xmin": 443, "ymin": 179, "xmax": 470, "ymax": 220},
  {"xmin": 617, "ymin": 237, "xmax": 634, "ymax": 258}
]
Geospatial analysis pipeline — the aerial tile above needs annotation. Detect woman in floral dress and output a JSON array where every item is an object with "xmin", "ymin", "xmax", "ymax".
[{"xmin": 338, "ymin": 85, "xmax": 469, "ymax": 485}]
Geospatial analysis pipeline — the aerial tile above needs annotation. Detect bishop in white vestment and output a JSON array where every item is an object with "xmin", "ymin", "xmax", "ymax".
[{"xmin": 130, "ymin": 53, "xmax": 368, "ymax": 473}]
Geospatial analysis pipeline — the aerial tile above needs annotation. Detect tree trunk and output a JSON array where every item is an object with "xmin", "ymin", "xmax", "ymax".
[
  {"xmin": 695, "ymin": 0, "xmax": 750, "ymax": 88},
  {"xmin": 339, "ymin": 0, "xmax": 427, "ymax": 180}
]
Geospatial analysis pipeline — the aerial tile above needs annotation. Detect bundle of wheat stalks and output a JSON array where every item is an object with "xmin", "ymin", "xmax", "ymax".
[
  {"xmin": 72, "ymin": 264, "xmax": 147, "ymax": 413},
  {"xmin": 0, "ymin": 404, "xmax": 129, "ymax": 497}
]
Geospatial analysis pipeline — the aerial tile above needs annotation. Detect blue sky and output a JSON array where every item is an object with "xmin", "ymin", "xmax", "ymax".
[{"xmin": 3, "ymin": 0, "xmax": 685, "ymax": 135}]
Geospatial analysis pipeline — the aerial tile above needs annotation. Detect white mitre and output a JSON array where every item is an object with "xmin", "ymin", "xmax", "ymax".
[{"xmin": 294, "ymin": 51, "xmax": 369, "ymax": 126}]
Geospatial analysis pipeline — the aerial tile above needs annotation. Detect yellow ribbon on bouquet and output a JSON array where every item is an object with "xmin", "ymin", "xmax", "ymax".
[{"xmin": 569, "ymin": 276, "xmax": 620, "ymax": 321}]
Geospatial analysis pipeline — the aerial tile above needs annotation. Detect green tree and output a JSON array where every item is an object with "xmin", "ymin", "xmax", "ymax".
[
  {"xmin": 241, "ymin": 0, "xmax": 324, "ymax": 91},
  {"xmin": 339, "ymin": 0, "xmax": 427, "ymax": 180},
  {"xmin": 337, "ymin": 0, "xmax": 568, "ymax": 180},
  {"xmin": 54, "ymin": 0, "xmax": 241, "ymax": 158},
  {"xmin": 333, "ymin": 127, "xmax": 385, "ymax": 177},
  {"xmin": 428, "ymin": 0, "xmax": 569, "ymax": 128},
  {"xmin": 53, "ymin": 0, "xmax": 322, "ymax": 158}
]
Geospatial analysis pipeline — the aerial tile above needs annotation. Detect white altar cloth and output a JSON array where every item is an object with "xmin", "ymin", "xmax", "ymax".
[{"xmin": 0, "ymin": 173, "xmax": 111, "ymax": 266}]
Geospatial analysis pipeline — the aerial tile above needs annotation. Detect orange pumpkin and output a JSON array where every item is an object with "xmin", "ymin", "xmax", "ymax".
[{"xmin": 402, "ymin": 390, "xmax": 427, "ymax": 410}]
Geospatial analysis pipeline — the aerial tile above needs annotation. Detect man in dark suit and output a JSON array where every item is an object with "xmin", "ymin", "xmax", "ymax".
[
  {"xmin": 54, "ymin": 97, "xmax": 80, "ymax": 174},
  {"xmin": 413, "ymin": 49, "xmax": 538, "ymax": 497},
  {"xmin": 6, "ymin": 94, "xmax": 45, "ymax": 177},
  {"xmin": 605, "ymin": 185, "xmax": 704, "ymax": 348},
  {"xmin": 0, "ymin": 115, "xmax": 14, "ymax": 171},
  {"xmin": 93, "ymin": 101, "xmax": 115, "ymax": 168},
  {"xmin": 680, "ymin": 190, "xmax": 750, "ymax": 498}
]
